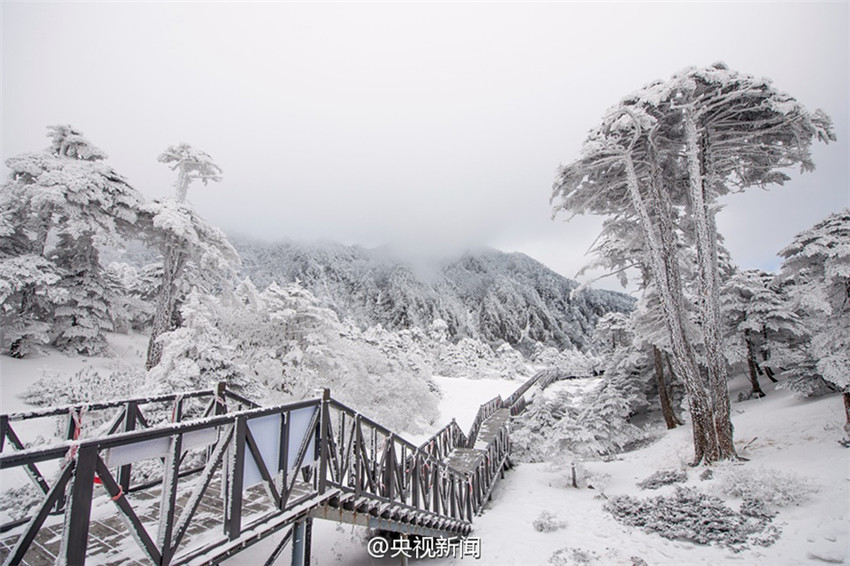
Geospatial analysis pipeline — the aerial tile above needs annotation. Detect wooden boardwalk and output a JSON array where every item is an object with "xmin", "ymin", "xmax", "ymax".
[{"xmin": 444, "ymin": 409, "xmax": 512, "ymax": 474}]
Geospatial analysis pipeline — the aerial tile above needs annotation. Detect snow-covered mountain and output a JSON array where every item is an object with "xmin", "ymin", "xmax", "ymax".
[{"xmin": 234, "ymin": 239, "xmax": 634, "ymax": 351}]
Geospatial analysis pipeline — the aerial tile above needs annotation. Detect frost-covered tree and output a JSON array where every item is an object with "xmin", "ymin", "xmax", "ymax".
[
  {"xmin": 49, "ymin": 233, "xmax": 114, "ymax": 354},
  {"xmin": 778, "ymin": 209, "xmax": 850, "ymax": 426},
  {"xmin": 720, "ymin": 269, "xmax": 809, "ymax": 397},
  {"xmin": 513, "ymin": 380, "xmax": 647, "ymax": 461},
  {"xmin": 151, "ymin": 279, "xmax": 440, "ymax": 432},
  {"xmin": 594, "ymin": 308, "xmax": 681, "ymax": 429},
  {"xmin": 552, "ymin": 63, "xmax": 833, "ymax": 464},
  {"xmin": 143, "ymin": 144, "xmax": 238, "ymax": 369},
  {"xmin": 148, "ymin": 289, "xmax": 253, "ymax": 396},
  {"xmin": 103, "ymin": 262, "xmax": 157, "ymax": 332},
  {"xmin": 0, "ymin": 125, "xmax": 144, "ymax": 356}
]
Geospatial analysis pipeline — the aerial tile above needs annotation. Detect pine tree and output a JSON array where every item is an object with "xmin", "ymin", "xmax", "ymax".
[
  {"xmin": 720, "ymin": 269, "xmax": 809, "ymax": 397},
  {"xmin": 552, "ymin": 63, "xmax": 834, "ymax": 464},
  {"xmin": 143, "ymin": 144, "xmax": 238, "ymax": 369},
  {"xmin": 50, "ymin": 233, "xmax": 114, "ymax": 354},
  {"xmin": 1, "ymin": 125, "xmax": 144, "ymax": 356},
  {"xmin": 778, "ymin": 209, "xmax": 850, "ymax": 426}
]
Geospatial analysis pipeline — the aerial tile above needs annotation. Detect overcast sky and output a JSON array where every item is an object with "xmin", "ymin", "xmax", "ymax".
[{"xmin": 2, "ymin": 1, "xmax": 847, "ymax": 291}]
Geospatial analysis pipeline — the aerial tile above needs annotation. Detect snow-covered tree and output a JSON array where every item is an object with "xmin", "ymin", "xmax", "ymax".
[
  {"xmin": 151, "ymin": 279, "xmax": 440, "ymax": 432},
  {"xmin": 778, "ymin": 209, "xmax": 850, "ymax": 426},
  {"xmin": 103, "ymin": 262, "xmax": 157, "ymax": 332},
  {"xmin": 1, "ymin": 125, "xmax": 144, "ymax": 355},
  {"xmin": 143, "ymin": 144, "xmax": 238, "ymax": 369},
  {"xmin": 720, "ymin": 269, "xmax": 809, "ymax": 397},
  {"xmin": 148, "ymin": 289, "xmax": 254, "ymax": 396},
  {"xmin": 49, "ymin": 233, "xmax": 114, "ymax": 354},
  {"xmin": 0, "ymin": 255, "xmax": 63, "ymax": 357},
  {"xmin": 552, "ymin": 63, "xmax": 833, "ymax": 464}
]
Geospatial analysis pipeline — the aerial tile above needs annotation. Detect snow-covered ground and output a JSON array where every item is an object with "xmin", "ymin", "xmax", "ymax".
[
  {"xmin": 226, "ymin": 375, "xmax": 850, "ymax": 565},
  {"xmin": 463, "ymin": 378, "xmax": 848, "ymax": 565},
  {"xmin": 1, "ymin": 337, "xmax": 848, "ymax": 565}
]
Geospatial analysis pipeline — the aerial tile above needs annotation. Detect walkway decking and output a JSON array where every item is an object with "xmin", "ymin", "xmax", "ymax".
[{"xmin": 444, "ymin": 409, "xmax": 512, "ymax": 474}]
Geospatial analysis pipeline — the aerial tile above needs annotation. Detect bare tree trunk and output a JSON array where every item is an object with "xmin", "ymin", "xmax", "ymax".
[
  {"xmin": 622, "ymin": 148, "xmax": 715, "ymax": 465},
  {"xmin": 745, "ymin": 333, "xmax": 766, "ymax": 398},
  {"xmin": 684, "ymin": 115, "xmax": 738, "ymax": 462},
  {"xmin": 146, "ymin": 165, "xmax": 193, "ymax": 371},
  {"xmin": 663, "ymin": 354, "xmax": 685, "ymax": 426},
  {"xmin": 654, "ymin": 346, "xmax": 678, "ymax": 429},
  {"xmin": 145, "ymin": 246, "xmax": 186, "ymax": 370},
  {"xmin": 759, "ymin": 327, "xmax": 778, "ymax": 382}
]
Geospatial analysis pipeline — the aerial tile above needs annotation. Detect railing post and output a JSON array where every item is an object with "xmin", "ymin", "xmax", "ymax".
[
  {"xmin": 0, "ymin": 414, "xmax": 7, "ymax": 452},
  {"xmin": 215, "ymin": 381, "xmax": 228, "ymax": 415},
  {"xmin": 225, "ymin": 415, "xmax": 247, "ymax": 540},
  {"xmin": 411, "ymin": 452, "xmax": 420, "ymax": 508},
  {"xmin": 158, "ymin": 430, "xmax": 184, "ymax": 565},
  {"xmin": 318, "ymin": 389, "xmax": 330, "ymax": 495},
  {"xmin": 383, "ymin": 434, "xmax": 394, "ymax": 500},
  {"xmin": 432, "ymin": 467, "xmax": 440, "ymax": 515},
  {"xmin": 354, "ymin": 414, "xmax": 363, "ymax": 498},
  {"xmin": 290, "ymin": 517, "xmax": 312, "ymax": 566},
  {"xmin": 465, "ymin": 475, "xmax": 473, "ymax": 520},
  {"xmin": 118, "ymin": 400, "xmax": 137, "ymax": 493},
  {"xmin": 450, "ymin": 474, "xmax": 457, "ymax": 518},
  {"xmin": 61, "ymin": 444, "xmax": 98, "ymax": 565}
]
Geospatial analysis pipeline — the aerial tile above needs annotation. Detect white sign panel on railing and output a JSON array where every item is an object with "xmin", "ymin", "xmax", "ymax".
[
  {"xmin": 287, "ymin": 406, "xmax": 317, "ymax": 473},
  {"xmin": 243, "ymin": 414, "xmax": 282, "ymax": 488},
  {"xmin": 105, "ymin": 427, "xmax": 217, "ymax": 468},
  {"xmin": 242, "ymin": 406, "xmax": 317, "ymax": 490}
]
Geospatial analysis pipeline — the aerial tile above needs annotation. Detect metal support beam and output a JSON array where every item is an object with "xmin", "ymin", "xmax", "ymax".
[
  {"xmin": 61, "ymin": 445, "xmax": 98, "ymax": 565},
  {"xmin": 290, "ymin": 518, "xmax": 309, "ymax": 566},
  {"xmin": 400, "ymin": 534, "xmax": 409, "ymax": 566},
  {"xmin": 226, "ymin": 415, "xmax": 247, "ymax": 540},
  {"xmin": 118, "ymin": 400, "xmax": 137, "ymax": 493}
]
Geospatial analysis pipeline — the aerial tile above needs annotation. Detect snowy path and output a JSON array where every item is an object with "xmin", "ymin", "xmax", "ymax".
[{"xmin": 287, "ymin": 376, "xmax": 849, "ymax": 565}]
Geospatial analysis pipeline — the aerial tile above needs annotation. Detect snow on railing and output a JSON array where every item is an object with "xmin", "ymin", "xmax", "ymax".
[{"xmin": 0, "ymin": 368, "xmax": 574, "ymax": 565}]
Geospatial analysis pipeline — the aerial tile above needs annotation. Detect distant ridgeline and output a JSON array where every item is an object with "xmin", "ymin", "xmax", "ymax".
[{"xmin": 234, "ymin": 239, "xmax": 635, "ymax": 351}]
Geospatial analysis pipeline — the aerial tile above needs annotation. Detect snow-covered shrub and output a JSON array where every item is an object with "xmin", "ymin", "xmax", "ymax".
[
  {"xmin": 605, "ymin": 486, "xmax": 780, "ymax": 551},
  {"xmin": 740, "ymin": 496, "xmax": 777, "ymax": 520},
  {"xmin": 360, "ymin": 324, "xmax": 433, "ymax": 377},
  {"xmin": 532, "ymin": 510, "xmax": 567, "ymax": 532},
  {"xmin": 531, "ymin": 344, "xmax": 599, "ymax": 376},
  {"xmin": 0, "ymin": 483, "xmax": 44, "ymax": 523},
  {"xmin": 512, "ymin": 379, "xmax": 648, "ymax": 462},
  {"xmin": 494, "ymin": 342, "xmax": 531, "ymax": 379},
  {"xmin": 148, "ymin": 289, "xmax": 256, "ymax": 397},
  {"xmin": 636, "ymin": 469, "xmax": 687, "ymax": 490},
  {"xmin": 715, "ymin": 465, "xmax": 817, "ymax": 507},
  {"xmin": 150, "ymin": 280, "xmax": 440, "ymax": 433},
  {"xmin": 777, "ymin": 355, "xmax": 836, "ymax": 398},
  {"xmin": 22, "ymin": 366, "xmax": 146, "ymax": 408},
  {"xmin": 437, "ymin": 337, "xmax": 496, "ymax": 377},
  {"xmin": 548, "ymin": 547, "xmax": 598, "ymax": 566}
]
